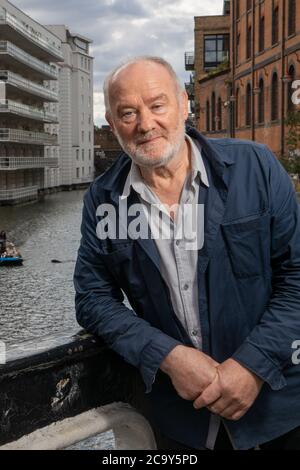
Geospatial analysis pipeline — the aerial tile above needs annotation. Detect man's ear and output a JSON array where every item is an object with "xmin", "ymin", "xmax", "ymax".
[
  {"xmin": 105, "ymin": 112, "xmax": 115, "ymax": 134},
  {"xmin": 181, "ymin": 90, "xmax": 189, "ymax": 120}
]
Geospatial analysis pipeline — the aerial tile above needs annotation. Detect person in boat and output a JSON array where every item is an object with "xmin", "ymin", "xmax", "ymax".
[{"xmin": 74, "ymin": 57, "xmax": 300, "ymax": 450}]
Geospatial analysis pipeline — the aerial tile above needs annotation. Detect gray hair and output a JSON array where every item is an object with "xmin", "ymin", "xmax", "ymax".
[{"xmin": 103, "ymin": 56, "xmax": 183, "ymax": 115}]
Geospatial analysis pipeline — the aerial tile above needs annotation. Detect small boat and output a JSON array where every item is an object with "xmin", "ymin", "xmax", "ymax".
[{"xmin": 0, "ymin": 241, "xmax": 23, "ymax": 266}]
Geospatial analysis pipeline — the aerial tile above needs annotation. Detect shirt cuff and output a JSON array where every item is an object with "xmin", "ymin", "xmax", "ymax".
[
  {"xmin": 232, "ymin": 341, "xmax": 287, "ymax": 391},
  {"xmin": 140, "ymin": 333, "xmax": 182, "ymax": 394}
]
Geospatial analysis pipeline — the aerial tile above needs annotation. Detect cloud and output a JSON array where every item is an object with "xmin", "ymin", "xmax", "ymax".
[{"xmin": 11, "ymin": 0, "xmax": 223, "ymax": 125}]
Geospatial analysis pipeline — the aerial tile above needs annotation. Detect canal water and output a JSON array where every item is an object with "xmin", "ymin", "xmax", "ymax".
[
  {"xmin": 0, "ymin": 189, "xmax": 116, "ymax": 449},
  {"xmin": 0, "ymin": 190, "xmax": 85, "ymax": 344}
]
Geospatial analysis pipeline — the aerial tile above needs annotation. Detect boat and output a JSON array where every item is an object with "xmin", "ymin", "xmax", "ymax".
[{"xmin": 0, "ymin": 241, "xmax": 23, "ymax": 266}]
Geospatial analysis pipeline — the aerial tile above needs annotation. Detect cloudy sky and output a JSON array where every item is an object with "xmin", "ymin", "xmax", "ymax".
[{"xmin": 12, "ymin": 0, "xmax": 223, "ymax": 125}]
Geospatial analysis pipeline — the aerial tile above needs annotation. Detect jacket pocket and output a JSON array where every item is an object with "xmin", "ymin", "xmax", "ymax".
[{"xmin": 221, "ymin": 213, "xmax": 270, "ymax": 278}]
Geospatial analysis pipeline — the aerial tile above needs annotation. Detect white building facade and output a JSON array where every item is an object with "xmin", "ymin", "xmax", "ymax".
[
  {"xmin": 47, "ymin": 25, "xmax": 94, "ymax": 188},
  {"xmin": 0, "ymin": 0, "xmax": 62, "ymax": 205}
]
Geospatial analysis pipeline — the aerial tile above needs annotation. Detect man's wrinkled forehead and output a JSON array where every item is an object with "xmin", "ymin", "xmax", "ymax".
[{"xmin": 109, "ymin": 61, "xmax": 177, "ymax": 98}]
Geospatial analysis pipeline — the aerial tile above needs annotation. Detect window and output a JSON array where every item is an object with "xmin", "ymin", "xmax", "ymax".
[
  {"xmin": 259, "ymin": 16, "xmax": 265, "ymax": 52},
  {"xmin": 247, "ymin": 0, "xmax": 252, "ymax": 11},
  {"xmin": 206, "ymin": 100, "xmax": 210, "ymax": 131},
  {"xmin": 258, "ymin": 79, "xmax": 265, "ymax": 123},
  {"xmin": 76, "ymin": 149, "xmax": 79, "ymax": 160},
  {"xmin": 236, "ymin": 0, "xmax": 240, "ymax": 18},
  {"xmin": 89, "ymin": 149, "xmax": 91, "ymax": 160},
  {"xmin": 211, "ymin": 92, "xmax": 216, "ymax": 131},
  {"xmin": 81, "ymin": 56, "xmax": 84, "ymax": 68},
  {"xmin": 217, "ymin": 97, "xmax": 222, "ymax": 131},
  {"xmin": 271, "ymin": 73, "xmax": 279, "ymax": 121},
  {"xmin": 81, "ymin": 76, "xmax": 84, "ymax": 88},
  {"xmin": 246, "ymin": 25, "xmax": 252, "ymax": 59},
  {"xmin": 204, "ymin": 34, "xmax": 229, "ymax": 70},
  {"xmin": 288, "ymin": 0, "xmax": 296, "ymax": 36},
  {"xmin": 81, "ymin": 95, "xmax": 84, "ymax": 105},
  {"xmin": 82, "ymin": 167, "xmax": 84, "ymax": 176},
  {"xmin": 235, "ymin": 88, "xmax": 240, "ymax": 128},
  {"xmin": 76, "ymin": 168, "xmax": 79, "ymax": 178},
  {"xmin": 272, "ymin": 6, "xmax": 279, "ymax": 45},
  {"xmin": 246, "ymin": 83, "xmax": 252, "ymax": 126},
  {"xmin": 82, "ymin": 149, "xmax": 85, "ymax": 160},
  {"xmin": 235, "ymin": 33, "xmax": 240, "ymax": 65},
  {"xmin": 89, "ymin": 166, "xmax": 91, "ymax": 175},
  {"xmin": 89, "ymin": 131, "xmax": 91, "ymax": 143},
  {"xmin": 287, "ymin": 65, "xmax": 296, "ymax": 113},
  {"xmin": 82, "ymin": 130, "xmax": 84, "ymax": 142}
]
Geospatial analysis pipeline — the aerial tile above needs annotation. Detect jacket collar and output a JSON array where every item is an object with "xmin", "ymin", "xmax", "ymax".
[{"xmin": 98, "ymin": 127, "xmax": 235, "ymax": 204}]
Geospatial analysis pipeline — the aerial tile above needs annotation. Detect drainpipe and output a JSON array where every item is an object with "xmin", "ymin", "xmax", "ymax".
[
  {"xmin": 251, "ymin": 0, "xmax": 255, "ymax": 141},
  {"xmin": 231, "ymin": 0, "xmax": 236, "ymax": 138},
  {"xmin": 281, "ymin": 0, "xmax": 286, "ymax": 157}
]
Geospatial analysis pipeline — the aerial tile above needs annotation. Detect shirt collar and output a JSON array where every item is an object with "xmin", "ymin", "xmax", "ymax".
[{"xmin": 121, "ymin": 133, "xmax": 209, "ymax": 200}]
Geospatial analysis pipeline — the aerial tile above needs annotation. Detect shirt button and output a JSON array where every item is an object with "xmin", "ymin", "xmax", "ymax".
[
  {"xmin": 191, "ymin": 330, "xmax": 198, "ymax": 336},
  {"xmin": 175, "ymin": 240, "xmax": 180, "ymax": 246},
  {"xmin": 183, "ymin": 284, "xmax": 189, "ymax": 290}
]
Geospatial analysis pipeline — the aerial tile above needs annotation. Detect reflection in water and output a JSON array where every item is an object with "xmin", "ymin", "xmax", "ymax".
[{"xmin": 0, "ymin": 190, "xmax": 86, "ymax": 344}]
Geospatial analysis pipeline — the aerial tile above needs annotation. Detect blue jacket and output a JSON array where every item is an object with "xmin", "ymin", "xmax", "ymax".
[{"xmin": 74, "ymin": 128, "xmax": 300, "ymax": 449}]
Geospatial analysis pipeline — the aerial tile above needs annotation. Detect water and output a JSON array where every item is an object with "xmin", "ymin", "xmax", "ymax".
[
  {"xmin": 0, "ymin": 190, "xmax": 85, "ymax": 344},
  {"xmin": 0, "ymin": 189, "xmax": 116, "ymax": 449}
]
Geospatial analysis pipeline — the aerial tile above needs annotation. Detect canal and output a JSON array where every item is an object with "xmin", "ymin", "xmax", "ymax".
[{"xmin": 0, "ymin": 190, "xmax": 86, "ymax": 345}]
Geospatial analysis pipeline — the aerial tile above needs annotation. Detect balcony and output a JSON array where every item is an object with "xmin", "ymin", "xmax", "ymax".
[
  {"xmin": 0, "ymin": 11, "xmax": 63, "ymax": 61},
  {"xmin": 0, "ymin": 42, "xmax": 58, "ymax": 80},
  {"xmin": 0, "ymin": 128, "xmax": 58, "ymax": 145},
  {"xmin": 0, "ymin": 99, "xmax": 58, "ymax": 123},
  {"xmin": 0, "ymin": 70, "xmax": 58, "ymax": 102},
  {"xmin": 0, "ymin": 156, "xmax": 58, "ymax": 170},
  {"xmin": 185, "ymin": 52, "xmax": 194, "ymax": 71},
  {"xmin": 0, "ymin": 185, "xmax": 39, "ymax": 203}
]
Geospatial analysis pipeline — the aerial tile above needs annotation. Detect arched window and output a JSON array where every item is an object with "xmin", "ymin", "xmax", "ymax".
[
  {"xmin": 272, "ymin": 6, "xmax": 279, "ymax": 45},
  {"xmin": 235, "ymin": 88, "xmax": 240, "ymax": 128},
  {"xmin": 259, "ymin": 16, "xmax": 265, "ymax": 52},
  {"xmin": 236, "ymin": 0, "xmax": 240, "ymax": 18},
  {"xmin": 271, "ymin": 73, "xmax": 279, "ymax": 121},
  {"xmin": 287, "ymin": 65, "xmax": 296, "ymax": 114},
  {"xmin": 247, "ymin": 0, "xmax": 252, "ymax": 11},
  {"xmin": 211, "ymin": 92, "xmax": 216, "ymax": 131},
  {"xmin": 206, "ymin": 100, "xmax": 210, "ymax": 132},
  {"xmin": 246, "ymin": 25, "xmax": 252, "ymax": 59},
  {"xmin": 288, "ymin": 0, "xmax": 296, "ymax": 36},
  {"xmin": 217, "ymin": 97, "xmax": 222, "ymax": 131},
  {"xmin": 246, "ymin": 83, "xmax": 252, "ymax": 126},
  {"xmin": 258, "ymin": 78, "xmax": 265, "ymax": 123}
]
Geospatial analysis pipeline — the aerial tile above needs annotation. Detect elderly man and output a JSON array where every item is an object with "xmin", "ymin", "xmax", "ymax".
[{"xmin": 74, "ymin": 57, "xmax": 300, "ymax": 450}]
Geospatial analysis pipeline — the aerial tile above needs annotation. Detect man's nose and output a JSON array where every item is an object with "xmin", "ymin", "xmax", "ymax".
[{"xmin": 137, "ymin": 108, "xmax": 155, "ymax": 133}]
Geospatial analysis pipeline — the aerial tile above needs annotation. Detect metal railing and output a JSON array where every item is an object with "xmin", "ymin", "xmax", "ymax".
[
  {"xmin": 0, "ymin": 99, "xmax": 58, "ymax": 123},
  {"xmin": 0, "ymin": 156, "xmax": 58, "ymax": 169},
  {"xmin": 184, "ymin": 51, "xmax": 194, "ymax": 70},
  {"xmin": 0, "ymin": 70, "xmax": 58, "ymax": 101},
  {"xmin": 0, "ymin": 185, "xmax": 38, "ymax": 201},
  {"xmin": 0, "ymin": 128, "xmax": 57, "ymax": 145},
  {"xmin": 0, "ymin": 41, "xmax": 58, "ymax": 79},
  {"xmin": 0, "ymin": 11, "xmax": 63, "ymax": 60}
]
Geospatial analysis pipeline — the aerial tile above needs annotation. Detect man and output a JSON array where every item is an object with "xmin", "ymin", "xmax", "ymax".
[{"xmin": 74, "ymin": 57, "xmax": 300, "ymax": 450}]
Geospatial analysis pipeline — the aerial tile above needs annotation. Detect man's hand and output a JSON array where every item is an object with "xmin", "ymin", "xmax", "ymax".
[
  {"xmin": 160, "ymin": 345, "xmax": 219, "ymax": 401},
  {"xmin": 193, "ymin": 359, "xmax": 264, "ymax": 421}
]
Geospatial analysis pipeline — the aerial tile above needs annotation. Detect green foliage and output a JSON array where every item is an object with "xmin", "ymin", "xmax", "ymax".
[{"xmin": 281, "ymin": 110, "xmax": 300, "ymax": 176}]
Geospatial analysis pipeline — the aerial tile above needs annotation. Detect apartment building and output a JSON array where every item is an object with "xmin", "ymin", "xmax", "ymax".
[
  {"xmin": 47, "ymin": 25, "xmax": 94, "ymax": 188},
  {"xmin": 0, "ymin": 0, "xmax": 62, "ymax": 205},
  {"xmin": 186, "ymin": 0, "xmax": 300, "ymax": 157}
]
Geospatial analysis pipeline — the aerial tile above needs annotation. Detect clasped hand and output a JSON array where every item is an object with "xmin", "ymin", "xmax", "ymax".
[{"xmin": 193, "ymin": 358, "xmax": 264, "ymax": 421}]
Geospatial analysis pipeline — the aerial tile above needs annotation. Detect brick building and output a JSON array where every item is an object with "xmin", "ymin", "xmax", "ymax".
[
  {"xmin": 186, "ymin": 0, "xmax": 300, "ymax": 157},
  {"xmin": 94, "ymin": 125, "xmax": 121, "ymax": 177}
]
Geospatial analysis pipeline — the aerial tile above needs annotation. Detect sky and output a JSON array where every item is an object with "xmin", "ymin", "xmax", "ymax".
[{"xmin": 12, "ymin": 0, "xmax": 223, "ymax": 126}]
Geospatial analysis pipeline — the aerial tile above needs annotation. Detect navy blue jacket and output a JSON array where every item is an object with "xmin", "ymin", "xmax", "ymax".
[{"xmin": 74, "ymin": 128, "xmax": 300, "ymax": 449}]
